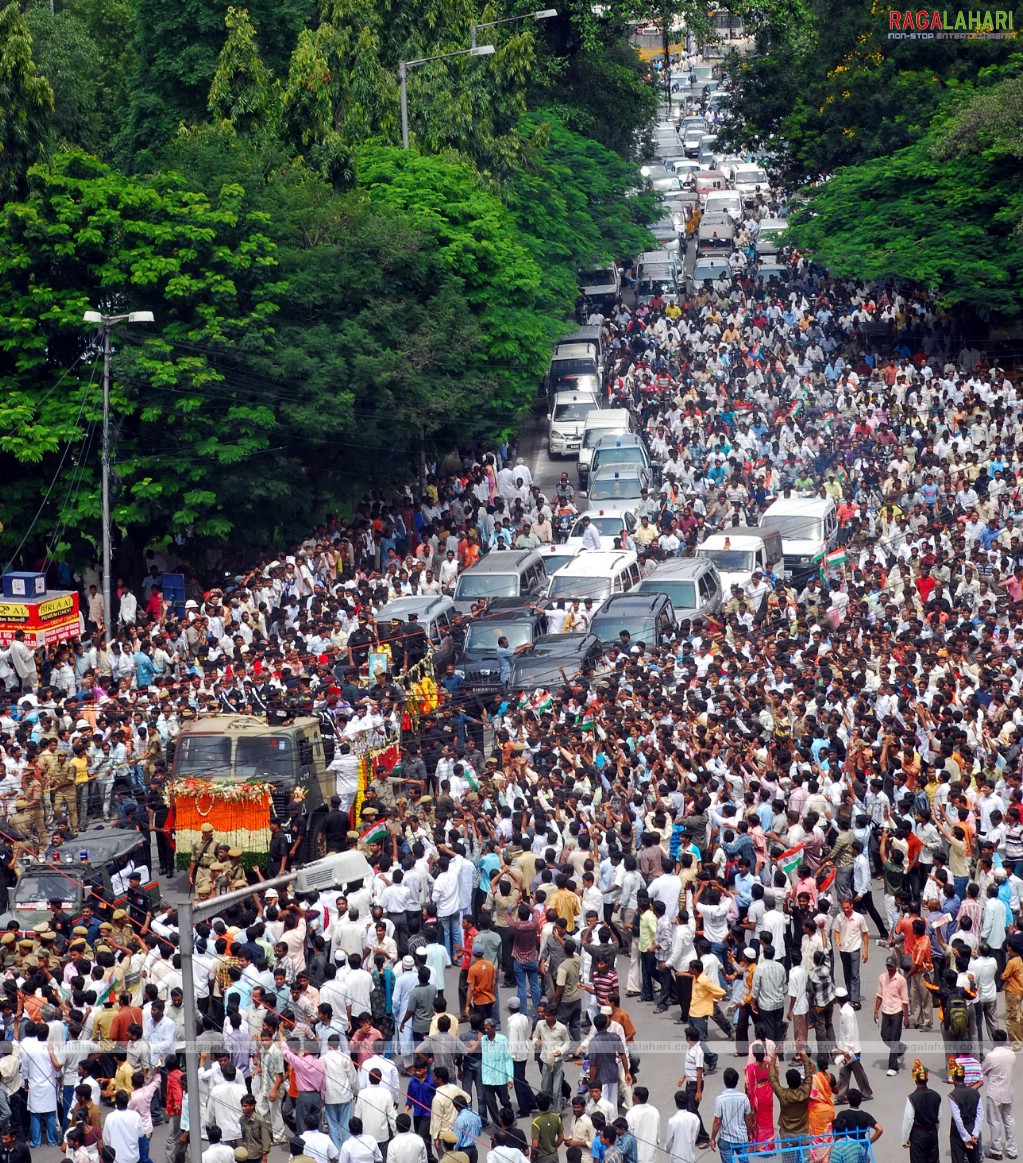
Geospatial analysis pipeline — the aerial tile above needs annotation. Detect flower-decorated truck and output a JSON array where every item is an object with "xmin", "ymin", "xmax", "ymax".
[{"xmin": 168, "ymin": 714, "xmax": 339, "ymax": 870}]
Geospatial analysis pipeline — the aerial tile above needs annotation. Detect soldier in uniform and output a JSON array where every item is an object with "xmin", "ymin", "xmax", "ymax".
[
  {"xmin": 15, "ymin": 937, "xmax": 36, "ymax": 972},
  {"xmin": 226, "ymin": 849, "xmax": 248, "ymax": 892},
  {"xmin": 209, "ymin": 861, "xmax": 229, "ymax": 897},
  {"xmin": 36, "ymin": 739, "xmax": 60, "ymax": 830},
  {"xmin": 109, "ymin": 909, "xmax": 133, "ymax": 947},
  {"xmin": 189, "ymin": 822, "xmax": 217, "ymax": 895},
  {"xmin": 124, "ymin": 872, "xmax": 152, "ymax": 930},
  {"xmin": 20, "ymin": 769, "xmax": 47, "ymax": 848},
  {"xmin": 8, "ymin": 797, "xmax": 38, "ymax": 849},
  {"xmin": 0, "ymin": 932, "xmax": 16, "ymax": 969},
  {"xmin": 50, "ymin": 750, "xmax": 78, "ymax": 834}
]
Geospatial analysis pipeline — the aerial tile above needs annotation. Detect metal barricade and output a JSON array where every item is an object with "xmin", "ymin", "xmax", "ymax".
[{"xmin": 731, "ymin": 1133, "xmax": 876, "ymax": 1163}]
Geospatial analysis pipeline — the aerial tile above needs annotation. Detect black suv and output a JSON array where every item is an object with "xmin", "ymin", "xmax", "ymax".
[
  {"xmin": 507, "ymin": 633, "xmax": 602, "ymax": 693},
  {"xmin": 453, "ymin": 600, "xmax": 548, "ymax": 704},
  {"xmin": 586, "ymin": 592, "xmax": 677, "ymax": 646}
]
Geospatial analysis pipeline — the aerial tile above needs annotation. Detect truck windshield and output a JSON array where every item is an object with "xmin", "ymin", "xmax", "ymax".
[
  {"xmin": 236, "ymin": 736, "xmax": 295, "ymax": 779},
  {"xmin": 174, "ymin": 735, "xmax": 232, "ymax": 777},
  {"xmin": 16, "ymin": 871, "xmax": 77, "ymax": 909}
]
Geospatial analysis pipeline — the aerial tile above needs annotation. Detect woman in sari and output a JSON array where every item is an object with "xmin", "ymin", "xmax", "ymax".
[
  {"xmin": 744, "ymin": 1042, "xmax": 775, "ymax": 1145},
  {"xmin": 807, "ymin": 1053, "xmax": 836, "ymax": 1163}
]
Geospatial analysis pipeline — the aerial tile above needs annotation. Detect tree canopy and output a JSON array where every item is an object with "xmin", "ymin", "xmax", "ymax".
[{"xmin": 0, "ymin": 0, "xmax": 669, "ymax": 560}]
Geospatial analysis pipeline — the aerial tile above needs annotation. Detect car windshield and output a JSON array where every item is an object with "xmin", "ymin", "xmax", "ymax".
[
  {"xmin": 16, "ymin": 872, "xmax": 77, "ymax": 909},
  {"xmin": 735, "ymin": 168, "xmax": 768, "ymax": 185},
  {"xmin": 638, "ymin": 579, "xmax": 697, "ymax": 607},
  {"xmin": 571, "ymin": 515, "xmax": 623, "ymax": 536},
  {"xmin": 455, "ymin": 574, "xmax": 518, "ymax": 599},
  {"xmin": 694, "ymin": 264, "xmax": 728, "ymax": 281},
  {"xmin": 589, "ymin": 614, "xmax": 655, "ymax": 643},
  {"xmin": 554, "ymin": 402, "xmax": 597, "ymax": 422},
  {"xmin": 589, "ymin": 476, "xmax": 643, "ymax": 501},
  {"xmin": 462, "ymin": 622, "xmax": 534, "ymax": 653},
  {"xmin": 552, "ymin": 359, "xmax": 598, "ymax": 379},
  {"xmin": 539, "ymin": 552, "xmax": 576, "ymax": 575},
  {"xmin": 527, "ymin": 638, "xmax": 586, "ymax": 657},
  {"xmin": 697, "ymin": 548, "xmax": 755, "ymax": 571},
  {"xmin": 235, "ymin": 736, "xmax": 295, "ymax": 779},
  {"xmin": 174, "ymin": 735, "xmax": 232, "ymax": 776},
  {"xmin": 760, "ymin": 515, "xmax": 823, "ymax": 540},
  {"xmin": 547, "ymin": 576, "xmax": 613, "ymax": 600},
  {"xmin": 592, "ymin": 448, "xmax": 646, "ymax": 472}
]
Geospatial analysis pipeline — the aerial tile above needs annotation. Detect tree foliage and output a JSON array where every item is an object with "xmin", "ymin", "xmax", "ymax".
[
  {"xmin": 0, "ymin": 2, "xmax": 53, "ymax": 200},
  {"xmin": 788, "ymin": 68, "xmax": 1023, "ymax": 314},
  {"xmin": 0, "ymin": 150, "xmax": 281, "ymax": 547}
]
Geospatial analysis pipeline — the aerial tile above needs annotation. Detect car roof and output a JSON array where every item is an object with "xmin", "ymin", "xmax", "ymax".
[
  {"xmin": 593, "ymin": 593, "xmax": 667, "ymax": 614},
  {"xmin": 377, "ymin": 596, "xmax": 454, "ymax": 621},
  {"xmin": 593, "ymin": 433, "xmax": 644, "ymax": 448},
  {"xmin": 551, "ymin": 550, "xmax": 638, "ymax": 576},
  {"xmin": 762, "ymin": 497, "xmax": 834, "ymax": 515},
  {"xmin": 51, "ymin": 828, "xmax": 147, "ymax": 867},
  {"xmin": 589, "ymin": 464, "xmax": 646, "ymax": 482},
  {"xmin": 643, "ymin": 558, "xmax": 715, "ymax": 579},
  {"xmin": 524, "ymin": 633, "xmax": 598, "ymax": 655},
  {"xmin": 458, "ymin": 550, "xmax": 544, "ymax": 579}
]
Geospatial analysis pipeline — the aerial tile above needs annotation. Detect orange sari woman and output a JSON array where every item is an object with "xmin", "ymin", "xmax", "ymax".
[{"xmin": 807, "ymin": 1057, "xmax": 835, "ymax": 1162}]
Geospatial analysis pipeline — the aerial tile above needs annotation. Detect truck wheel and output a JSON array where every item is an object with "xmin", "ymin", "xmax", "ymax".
[{"xmin": 304, "ymin": 810, "xmax": 329, "ymax": 862}]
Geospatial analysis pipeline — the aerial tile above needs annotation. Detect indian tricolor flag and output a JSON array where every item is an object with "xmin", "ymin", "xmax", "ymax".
[
  {"xmin": 359, "ymin": 820, "xmax": 388, "ymax": 845},
  {"xmin": 531, "ymin": 689, "xmax": 553, "ymax": 713},
  {"xmin": 776, "ymin": 844, "xmax": 804, "ymax": 876},
  {"xmin": 823, "ymin": 547, "xmax": 847, "ymax": 570}
]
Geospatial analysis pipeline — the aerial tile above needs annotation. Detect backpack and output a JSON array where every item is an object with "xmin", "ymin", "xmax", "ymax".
[{"xmin": 945, "ymin": 992, "xmax": 969, "ymax": 1039}]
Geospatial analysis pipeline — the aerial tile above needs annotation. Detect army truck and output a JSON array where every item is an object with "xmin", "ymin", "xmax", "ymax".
[{"xmin": 171, "ymin": 715, "xmax": 337, "ymax": 860}]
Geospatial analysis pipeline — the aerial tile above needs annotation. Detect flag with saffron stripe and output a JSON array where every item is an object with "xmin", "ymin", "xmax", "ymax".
[{"xmin": 776, "ymin": 844, "xmax": 804, "ymax": 876}]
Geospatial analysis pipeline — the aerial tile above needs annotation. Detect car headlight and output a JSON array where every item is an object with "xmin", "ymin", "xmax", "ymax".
[{"xmin": 453, "ymin": 669, "xmax": 465, "ymax": 678}]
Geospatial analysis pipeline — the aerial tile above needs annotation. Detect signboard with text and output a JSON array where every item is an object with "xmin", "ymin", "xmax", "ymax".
[{"xmin": 0, "ymin": 590, "xmax": 82, "ymax": 647}]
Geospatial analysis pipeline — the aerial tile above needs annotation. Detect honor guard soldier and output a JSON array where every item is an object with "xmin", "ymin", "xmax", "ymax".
[{"xmin": 124, "ymin": 872, "xmax": 152, "ymax": 930}]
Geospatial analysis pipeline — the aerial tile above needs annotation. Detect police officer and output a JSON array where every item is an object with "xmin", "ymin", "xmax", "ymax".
[
  {"xmin": 124, "ymin": 871, "xmax": 152, "ymax": 929},
  {"xmin": 189, "ymin": 822, "xmax": 218, "ymax": 895},
  {"xmin": 226, "ymin": 848, "xmax": 248, "ymax": 891}
]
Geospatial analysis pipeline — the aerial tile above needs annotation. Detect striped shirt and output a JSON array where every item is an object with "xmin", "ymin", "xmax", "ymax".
[{"xmin": 712, "ymin": 1088, "xmax": 751, "ymax": 1144}]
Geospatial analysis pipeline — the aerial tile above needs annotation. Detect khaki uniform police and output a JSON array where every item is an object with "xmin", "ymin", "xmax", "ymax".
[
  {"xmin": 189, "ymin": 822, "xmax": 218, "ymax": 895},
  {"xmin": 226, "ymin": 848, "xmax": 248, "ymax": 891}
]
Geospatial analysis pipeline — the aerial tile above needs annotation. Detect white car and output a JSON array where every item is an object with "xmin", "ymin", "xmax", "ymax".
[{"xmin": 565, "ymin": 511, "xmax": 638, "ymax": 553}]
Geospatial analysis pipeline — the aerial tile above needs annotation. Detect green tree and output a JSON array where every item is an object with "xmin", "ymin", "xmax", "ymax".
[
  {"xmin": 208, "ymin": 6, "xmax": 279, "ymax": 137},
  {"xmin": 115, "ymin": 0, "xmax": 314, "ymax": 170},
  {"xmin": 22, "ymin": 2, "xmax": 103, "ymax": 153},
  {"xmin": 0, "ymin": 2, "xmax": 54, "ymax": 200},
  {"xmin": 788, "ymin": 106, "xmax": 1023, "ymax": 313},
  {"xmin": 0, "ymin": 149, "xmax": 283, "ymax": 554}
]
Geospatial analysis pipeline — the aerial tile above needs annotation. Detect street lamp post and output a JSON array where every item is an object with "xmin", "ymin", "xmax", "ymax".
[
  {"xmin": 398, "ymin": 43, "xmax": 497, "ymax": 150},
  {"xmin": 469, "ymin": 7, "xmax": 558, "ymax": 49},
  {"xmin": 83, "ymin": 309, "xmax": 154, "ymax": 646}
]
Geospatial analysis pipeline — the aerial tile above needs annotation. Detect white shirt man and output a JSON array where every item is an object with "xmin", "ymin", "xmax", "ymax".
[
  {"xmin": 663, "ymin": 1098, "xmax": 701, "ymax": 1163},
  {"xmin": 626, "ymin": 1096, "xmax": 661, "ymax": 1163}
]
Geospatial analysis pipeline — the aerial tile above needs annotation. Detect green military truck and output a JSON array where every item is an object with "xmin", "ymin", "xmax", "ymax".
[{"xmin": 171, "ymin": 715, "xmax": 338, "ymax": 865}]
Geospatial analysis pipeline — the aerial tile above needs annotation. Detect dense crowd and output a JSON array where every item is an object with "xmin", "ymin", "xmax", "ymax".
[{"xmin": 1, "ymin": 85, "xmax": 1023, "ymax": 1163}]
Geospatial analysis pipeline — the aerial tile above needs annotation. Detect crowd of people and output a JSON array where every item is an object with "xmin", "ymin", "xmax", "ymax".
[{"xmin": 1, "ymin": 87, "xmax": 1023, "ymax": 1163}]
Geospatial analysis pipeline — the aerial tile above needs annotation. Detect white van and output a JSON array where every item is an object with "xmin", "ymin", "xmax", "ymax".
[
  {"xmin": 695, "ymin": 528, "xmax": 782, "ymax": 594},
  {"xmin": 576, "ymin": 408, "xmax": 634, "ymax": 488},
  {"xmin": 759, "ymin": 496, "xmax": 838, "ymax": 584},
  {"xmin": 544, "ymin": 550, "xmax": 641, "ymax": 604},
  {"xmin": 702, "ymin": 189, "xmax": 743, "ymax": 221},
  {"xmin": 548, "ymin": 388, "xmax": 601, "ymax": 457}
]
